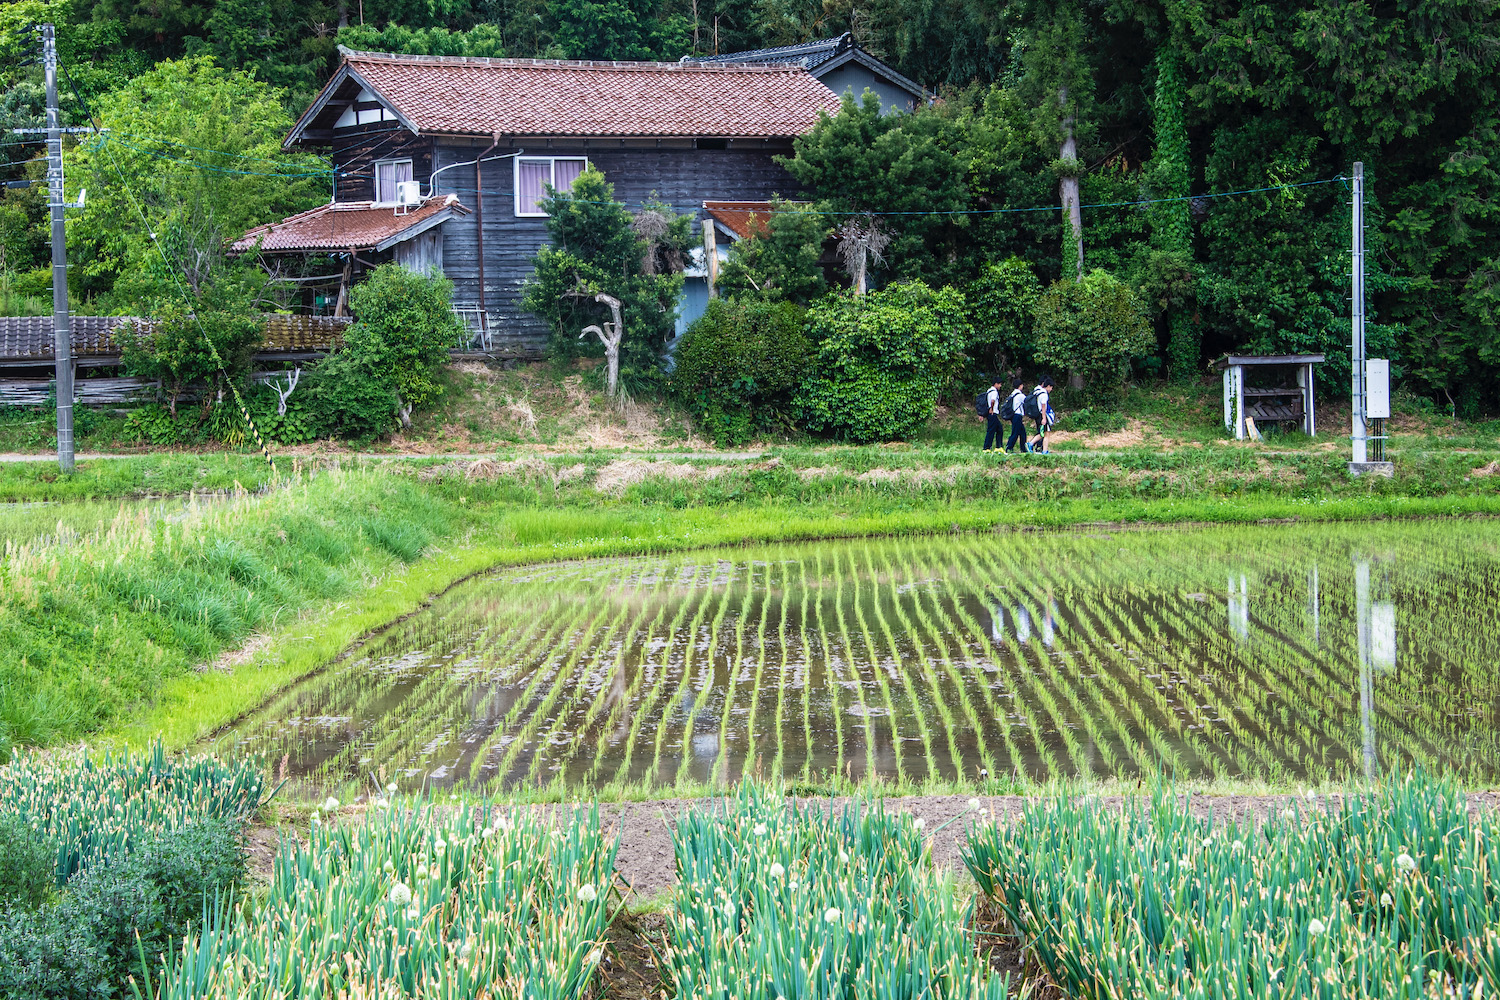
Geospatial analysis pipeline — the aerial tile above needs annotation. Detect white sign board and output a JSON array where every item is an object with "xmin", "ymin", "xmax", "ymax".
[{"xmin": 1366, "ymin": 358, "xmax": 1391, "ymax": 419}]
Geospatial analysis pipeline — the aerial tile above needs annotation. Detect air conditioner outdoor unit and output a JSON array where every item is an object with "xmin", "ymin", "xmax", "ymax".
[{"xmin": 395, "ymin": 180, "xmax": 422, "ymax": 207}]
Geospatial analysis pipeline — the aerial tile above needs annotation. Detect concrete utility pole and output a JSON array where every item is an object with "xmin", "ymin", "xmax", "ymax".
[
  {"xmin": 1350, "ymin": 161, "xmax": 1366, "ymax": 467},
  {"xmin": 43, "ymin": 24, "xmax": 74, "ymax": 473}
]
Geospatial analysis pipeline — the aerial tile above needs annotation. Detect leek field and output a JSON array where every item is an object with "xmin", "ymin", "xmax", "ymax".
[
  {"xmin": 11, "ymin": 747, "xmax": 1500, "ymax": 999},
  {"xmin": 224, "ymin": 518, "xmax": 1500, "ymax": 795}
]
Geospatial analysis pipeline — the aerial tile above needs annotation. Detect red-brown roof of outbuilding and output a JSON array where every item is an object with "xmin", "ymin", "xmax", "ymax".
[
  {"xmin": 324, "ymin": 50, "xmax": 841, "ymax": 138},
  {"xmin": 233, "ymin": 196, "xmax": 468, "ymax": 253}
]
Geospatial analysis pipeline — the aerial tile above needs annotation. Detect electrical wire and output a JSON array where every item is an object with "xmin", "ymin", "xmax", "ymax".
[
  {"xmin": 424, "ymin": 174, "xmax": 1346, "ymax": 218},
  {"xmin": 97, "ymin": 134, "xmax": 333, "ymax": 178}
]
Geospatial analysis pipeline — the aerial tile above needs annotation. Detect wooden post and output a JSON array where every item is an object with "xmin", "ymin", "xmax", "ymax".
[
  {"xmin": 702, "ymin": 219, "xmax": 718, "ymax": 298},
  {"xmin": 1303, "ymin": 361, "xmax": 1316, "ymax": 436},
  {"xmin": 1234, "ymin": 365, "xmax": 1245, "ymax": 440},
  {"xmin": 333, "ymin": 250, "xmax": 353, "ymax": 317}
]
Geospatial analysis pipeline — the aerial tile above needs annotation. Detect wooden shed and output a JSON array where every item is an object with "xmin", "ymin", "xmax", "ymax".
[{"xmin": 1214, "ymin": 354, "xmax": 1325, "ymax": 439}]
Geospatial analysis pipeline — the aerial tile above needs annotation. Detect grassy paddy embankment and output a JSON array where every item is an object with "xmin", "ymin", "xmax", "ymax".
[{"xmin": 2, "ymin": 446, "xmax": 1497, "ymax": 765}]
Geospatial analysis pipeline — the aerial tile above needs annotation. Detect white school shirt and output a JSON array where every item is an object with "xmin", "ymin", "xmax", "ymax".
[
  {"xmin": 1034, "ymin": 388, "xmax": 1051, "ymax": 425},
  {"xmin": 986, "ymin": 386, "xmax": 1001, "ymax": 414},
  {"xmin": 1007, "ymin": 388, "xmax": 1026, "ymax": 416}
]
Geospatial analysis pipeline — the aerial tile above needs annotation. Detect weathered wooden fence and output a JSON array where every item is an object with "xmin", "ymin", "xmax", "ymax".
[{"xmin": 0, "ymin": 315, "xmax": 353, "ymax": 368}]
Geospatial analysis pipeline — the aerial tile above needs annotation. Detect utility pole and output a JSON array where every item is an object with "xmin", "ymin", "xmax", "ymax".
[
  {"xmin": 1350, "ymin": 161, "xmax": 1366, "ymax": 467},
  {"xmin": 43, "ymin": 23, "xmax": 74, "ymax": 473}
]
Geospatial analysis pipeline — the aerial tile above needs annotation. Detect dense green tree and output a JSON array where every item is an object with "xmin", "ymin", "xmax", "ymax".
[
  {"xmin": 1032, "ymin": 269, "xmax": 1154, "ymax": 402},
  {"xmin": 781, "ymin": 92, "xmax": 967, "ymax": 286},
  {"xmin": 715, "ymin": 198, "xmax": 830, "ymax": 305},
  {"xmin": 522, "ymin": 169, "xmax": 686, "ymax": 391},
  {"xmin": 795, "ymin": 282, "xmax": 969, "ymax": 441},
  {"xmin": 66, "ymin": 55, "xmax": 327, "ymax": 305}
]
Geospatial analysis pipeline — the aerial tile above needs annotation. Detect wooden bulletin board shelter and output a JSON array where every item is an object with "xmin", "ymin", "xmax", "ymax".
[{"xmin": 1214, "ymin": 354, "xmax": 1325, "ymax": 439}]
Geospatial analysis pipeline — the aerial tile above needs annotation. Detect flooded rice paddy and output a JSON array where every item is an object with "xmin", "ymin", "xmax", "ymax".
[{"xmin": 223, "ymin": 519, "xmax": 1500, "ymax": 792}]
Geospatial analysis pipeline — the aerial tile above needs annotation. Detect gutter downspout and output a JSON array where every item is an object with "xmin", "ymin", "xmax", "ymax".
[{"xmin": 474, "ymin": 132, "xmax": 502, "ymax": 344}]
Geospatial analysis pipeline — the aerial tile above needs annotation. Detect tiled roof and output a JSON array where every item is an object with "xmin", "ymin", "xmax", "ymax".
[
  {"xmin": 331, "ymin": 49, "xmax": 841, "ymax": 138},
  {"xmin": 233, "ymin": 196, "xmax": 468, "ymax": 253},
  {"xmin": 705, "ymin": 201, "xmax": 781, "ymax": 240},
  {"xmin": 691, "ymin": 34, "xmax": 853, "ymax": 70}
]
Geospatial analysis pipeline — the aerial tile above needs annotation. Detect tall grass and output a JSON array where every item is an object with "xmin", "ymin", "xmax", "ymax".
[{"xmin": 0, "ymin": 467, "xmax": 466, "ymax": 758}]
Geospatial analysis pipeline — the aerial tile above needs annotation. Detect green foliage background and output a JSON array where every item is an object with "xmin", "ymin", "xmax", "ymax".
[
  {"xmin": 0, "ymin": 0, "xmax": 1493, "ymax": 414},
  {"xmin": 795, "ymin": 282, "xmax": 970, "ymax": 442}
]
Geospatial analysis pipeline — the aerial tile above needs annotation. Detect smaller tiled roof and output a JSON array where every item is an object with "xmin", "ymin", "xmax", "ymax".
[
  {"xmin": 688, "ymin": 34, "xmax": 929, "ymax": 104},
  {"xmin": 692, "ymin": 34, "xmax": 854, "ymax": 70},
  {"xmin": 705, "ymin": 201, "xmax": 783, "ymax": 240},
  {"xmin": 234, "ymin": 196, "xmax": 468, "ymax": 253}
]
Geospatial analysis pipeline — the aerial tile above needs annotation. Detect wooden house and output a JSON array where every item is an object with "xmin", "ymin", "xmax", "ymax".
[{"xmin": 238, "ymin": 49, "xmax": 842, "ymax": 354}]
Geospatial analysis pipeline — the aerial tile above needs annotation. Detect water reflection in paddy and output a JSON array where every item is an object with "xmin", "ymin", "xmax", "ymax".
[{"xmin": 220, "ymin": 519, "xmax": 1500, "ymax": 792}]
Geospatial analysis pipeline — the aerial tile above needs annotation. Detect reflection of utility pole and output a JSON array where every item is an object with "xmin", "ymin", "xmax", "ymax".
[
  {"xmin": 43, "ymin": 24, "xmax": 74, "ymax": 473},
  {"xmin": 1307, "ymin": 563, "xmax": 1320, "ymax": 644},
  {"xmin": 1355, "ymin": 559, "xmax": 1378, "ymax": 782},
  {"xmin": 1227, "ymin": 574, "xmax": 1249, "ymax": 642}
]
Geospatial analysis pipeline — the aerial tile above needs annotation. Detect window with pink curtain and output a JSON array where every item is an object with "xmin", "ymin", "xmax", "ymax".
[
  {"xmin": 374, "ymin": 159, "xmax": 412, "ymax": 203},
  {"xmin": 552, "ymin": 158, "xmax": 587, "ymax": 195},
  {"xmin": 516, "ymin": 157, "xmax": 589, "ymax": 216},
  {"xmin": 517, "ymin": 159, "xmax": 550, "ymax": 215}
]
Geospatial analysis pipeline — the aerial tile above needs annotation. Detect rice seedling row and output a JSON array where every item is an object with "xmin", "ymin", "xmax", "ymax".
[{"xmin": 223, "ymin": 523, "xmax": 1500, "ymax": 791}]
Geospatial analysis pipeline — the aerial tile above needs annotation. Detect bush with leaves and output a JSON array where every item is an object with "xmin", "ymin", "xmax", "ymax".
[
  {"xmin": 795, "ymin": 282, "xmax": 970, "ymax": 443},
  {"xmin": 966, "ymin": 257, "xmax": 1042, "ymax": 377},
  {"xmin": 522, "ymin": 170, "xmax": 688, "ymax": 394},
  {"xmin": 0, "ymin": 819, "xmax": 245, "ymax": 1000},
  {"xmin": 671, "ymin": 297, "xmax": 810, "ymax": 445},
  {"xmin": 1032, "ymin": 269, "xmax": 1154, "ymax": 403},
  {"xmin": 715, "ymin": 198, "xmax": 830, "ymax": 305},
  {"xmin": 308, "ymin": 264, "xmax": 464, "ymax": 441}
]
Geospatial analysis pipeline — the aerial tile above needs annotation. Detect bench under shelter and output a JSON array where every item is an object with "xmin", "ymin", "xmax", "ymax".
[{"xmin": 1214, "ymin": 353, "xmax": 1325, "ymax": 439}]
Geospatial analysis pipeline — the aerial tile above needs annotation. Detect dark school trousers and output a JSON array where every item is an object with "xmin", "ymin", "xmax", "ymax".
[
  {"xmin": 1006, "ymin": 415, "xmax": 1027, "ymax": 452},
  {"xmin": 984, "ymin": 413, "xmax": 1003, "ymax": 450}
]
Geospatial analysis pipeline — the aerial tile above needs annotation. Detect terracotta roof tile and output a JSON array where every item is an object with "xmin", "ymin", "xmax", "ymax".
[
  {"xmin": 704, "ymin": 200, "xmax": 781, "ymax": 239},
  {"xmin": 233, "ymin": 196, "xmax": 468, "ymax": 253},
  {"xmin": 338, "ymin": 50, "xmax": 841, "ymax": 138}
]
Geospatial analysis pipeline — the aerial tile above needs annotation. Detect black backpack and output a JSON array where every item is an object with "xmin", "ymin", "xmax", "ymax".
[
  {"xmin": 974, "ymin": 392, "xmax": 990, "ymax": 418},
  {"xmin": 1023, "ymin": 389, "xmax": 1043, "ymax": 420},
  {"xmin": 999, "ymin": 392, "xmax": 1016, "ymax": 420}
]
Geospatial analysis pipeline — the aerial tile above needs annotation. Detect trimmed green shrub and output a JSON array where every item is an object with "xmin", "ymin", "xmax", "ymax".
[
  {"xmin": 0, "ymin": 819, "xmax": 246, "ymax": 1000},
  {"xmin": 671, "ymin": 298, "xmax": 810, "ymax": 445},
  {"xmin": 794, "ymin": 283, "xmax": 970, "ymax": 443},
  {"xmin": 1032, "ymin": 269, "xmax": 1154, "ymax": 403},
  {"xmin": 715, "ymin": 197, "xmax": 831, "ymax": 305}
]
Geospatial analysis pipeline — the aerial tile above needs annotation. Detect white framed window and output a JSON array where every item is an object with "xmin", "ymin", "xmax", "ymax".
[
  {"xmin": 514, "ymin": 157, "xmax": 589, "ymax": 217},
  {"xmin": 373, "ymin": 158, "xmax": 413, "ymax": 204}
]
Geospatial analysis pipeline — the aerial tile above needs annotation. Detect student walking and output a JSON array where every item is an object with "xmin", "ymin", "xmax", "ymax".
[
  {"xmin": 1026, "ymin": 376, "xmax": 1055, "ymax": 453},
  {"xmin": 982, "ymin": 375, "xmax": 1005, "ymax": 451},
  {"xmin": 1003, "ymin": 378, "xmax": 1027, "ymax": 453}
]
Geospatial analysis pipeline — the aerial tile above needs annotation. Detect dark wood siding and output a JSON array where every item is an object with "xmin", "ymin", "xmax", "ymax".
[
  {"xmin": 330, "ymin": 130, "xmax": 435, "ymax": 204},
  {"xmin": 434, "ymin": 142, "xmax": 798, "ymax": 351}
]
